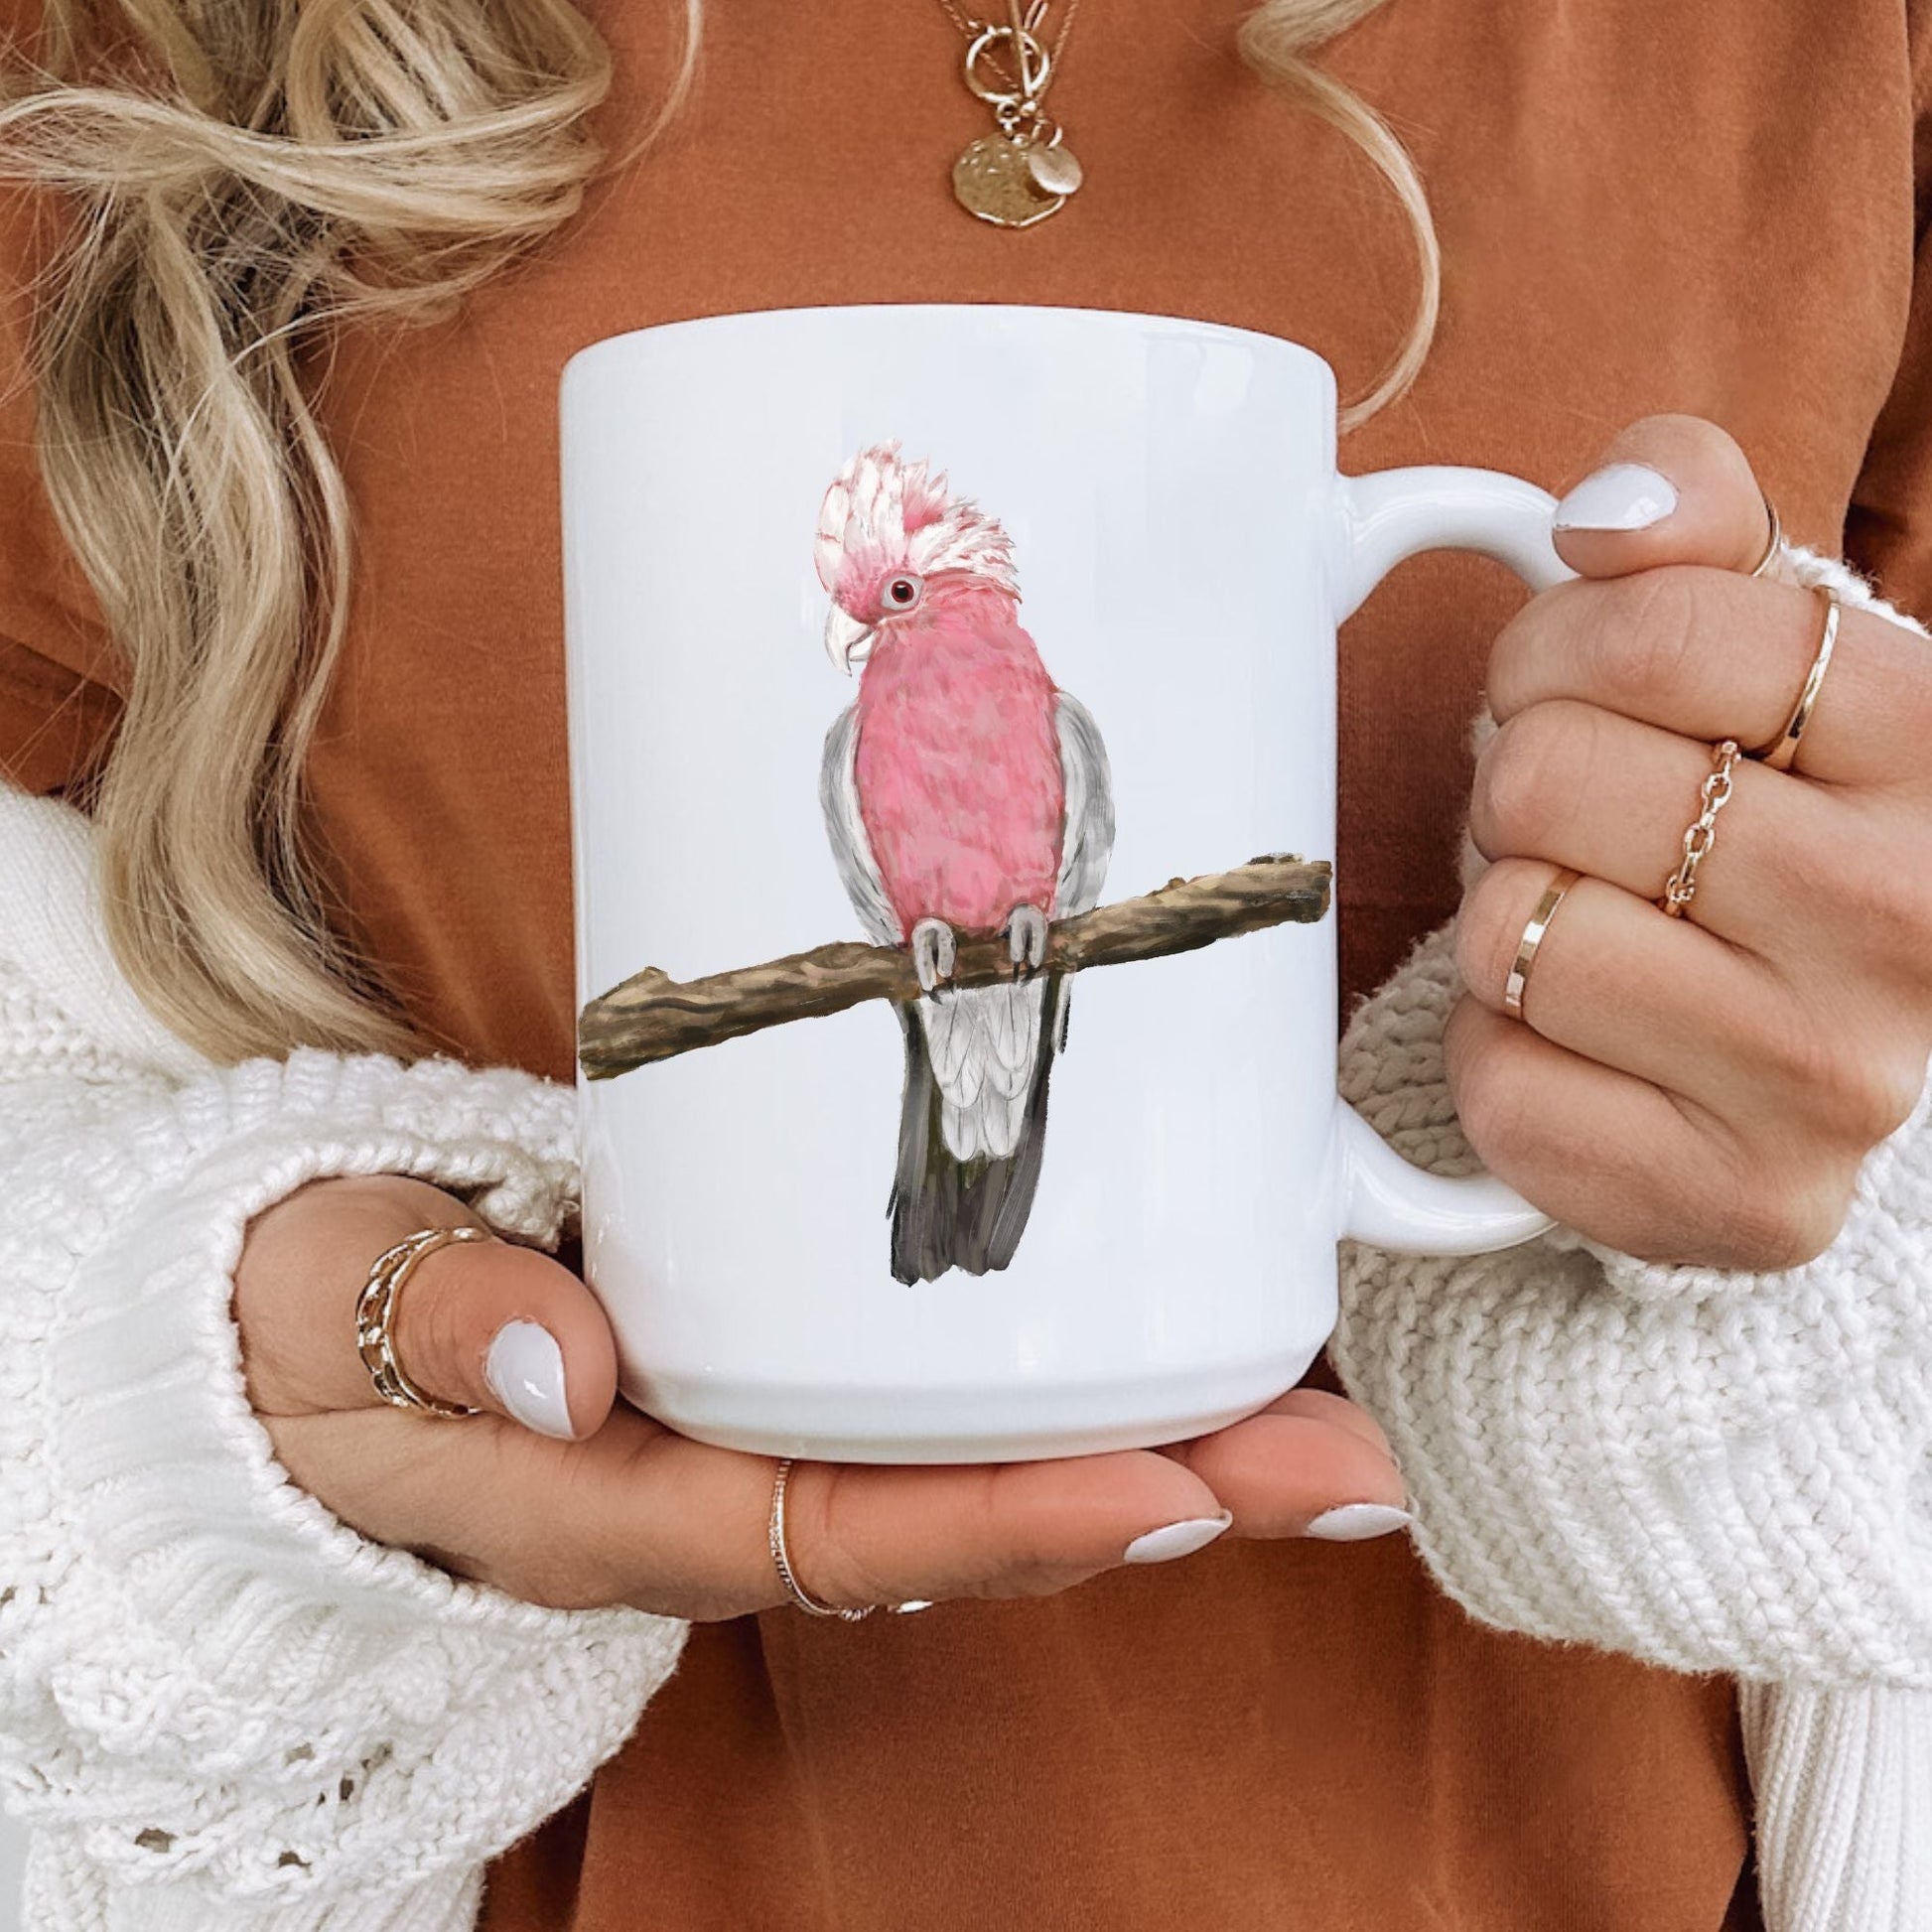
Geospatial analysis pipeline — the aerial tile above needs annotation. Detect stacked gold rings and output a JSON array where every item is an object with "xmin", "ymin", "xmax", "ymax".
[
  {"xmin": 1504, "ymin": 496, "xmax": 1843, "ymax": 1022},
  {"xmin": 354, "ymin": 1224, "xmax": 493, "ymax": 1417},
  {"xmin": 1653, "ymin": 581, "xmax": 1839, "ymax": 917}
]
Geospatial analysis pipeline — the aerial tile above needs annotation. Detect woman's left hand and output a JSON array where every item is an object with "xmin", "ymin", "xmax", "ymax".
[{"xmin": 1449, "ymin": 414, "xmax": 1932, "ymax": 1272}]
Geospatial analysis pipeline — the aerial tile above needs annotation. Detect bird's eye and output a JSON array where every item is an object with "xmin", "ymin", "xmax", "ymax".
[{"xmin": 883, "ymin": 574, "xmax": 923, "ymax": 611}]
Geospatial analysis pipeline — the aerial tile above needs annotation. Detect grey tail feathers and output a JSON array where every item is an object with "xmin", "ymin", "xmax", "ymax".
[{"xmin": 889, "ymin": 981, "xmax": 1062, "ymax": 1287}]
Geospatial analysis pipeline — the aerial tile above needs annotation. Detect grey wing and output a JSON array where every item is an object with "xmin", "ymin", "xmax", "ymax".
[
  {"xmin": 1055, "ymin": 692, "xmax": 1115, "ymax": 917},
  {"xmin": 819, "ymin": 703, "xmax": 900, "ymax": 947}
]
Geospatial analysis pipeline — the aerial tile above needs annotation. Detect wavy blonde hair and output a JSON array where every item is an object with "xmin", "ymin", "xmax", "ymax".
[
  {"xmin": 0, "ymin": 0, "xmax": 1431, "ymax": 1067},
  {"xmin": 1239, "ymin": 0, "xmax": 1439, "ymax": 431}
]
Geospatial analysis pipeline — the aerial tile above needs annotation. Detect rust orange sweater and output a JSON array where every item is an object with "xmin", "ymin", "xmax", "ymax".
[{"xmin": 6, "ymin": 2, "xmax": 1932, "ymax": 1925}]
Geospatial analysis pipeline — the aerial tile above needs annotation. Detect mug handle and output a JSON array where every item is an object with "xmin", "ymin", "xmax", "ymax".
[{"xmin": 1326, "ymin": 465, "xmax": 1577, "ymax": 1256}]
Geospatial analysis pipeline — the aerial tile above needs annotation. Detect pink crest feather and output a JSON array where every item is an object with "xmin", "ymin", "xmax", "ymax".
[
  {"xmin": 814, "ymin": 441, "xmax": 1019, "ymax": 603},
  {"xmin": 898, "ymin": 462, "xmax": 950, "ymax": 533}
]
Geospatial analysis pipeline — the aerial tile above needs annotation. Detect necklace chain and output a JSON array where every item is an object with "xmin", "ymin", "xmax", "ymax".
[
  {"xmin": 932, "ymin": 0, "xmax": 1083, "ymax": 97},
  {"xmin": 931, "ymin": 0, "xmax": 1089, "ymax": 225}
]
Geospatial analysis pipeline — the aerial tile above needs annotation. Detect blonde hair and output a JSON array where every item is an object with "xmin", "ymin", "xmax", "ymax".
[
  {"xmin": 1238, "ymin": 0, "xmax": 1439, "ymax": 431},
  {"xmin": 1, "ymin": 0, "xmax": 1427, "ymax": 1067}
]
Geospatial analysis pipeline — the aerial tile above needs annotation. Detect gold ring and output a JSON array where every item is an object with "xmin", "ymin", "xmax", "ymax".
[
  {"xmin": 354, "ymin": 1224, "xmax": 492, "ymax": 1417},
  {"xmin": 1660, "ymin": 739, "xmax": 1741, "ymax": 918},
  {"xmin": 1748, "ymin": 583, "xmax": 1840, "ymax": 773},
  {"xmin": 1503, "ymin": 867, "xmax": 1583, "ymax": 1022},
  {"xmin": 768, "ymin": 1458, "xmax": 875, "ymax": 1621},
  {"xmin": 1747, "ymin": 492, "xmax": 1784, "ymax": 579}
]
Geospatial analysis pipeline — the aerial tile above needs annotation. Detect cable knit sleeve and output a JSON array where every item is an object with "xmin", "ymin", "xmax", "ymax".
[
  {"xmin": 1334, "ymin": 922, "xmax": 1932, "ymax": 1686},
  {"xmin": 1330, "ymin": 547, "xmax": 1932, "ymax": 1689},
  {"xmin": 0, "ymin": 781, "xmax": 687, "ymax": 1932}
]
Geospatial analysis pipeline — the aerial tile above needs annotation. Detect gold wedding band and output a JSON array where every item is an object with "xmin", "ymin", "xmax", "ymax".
[
  {"xmin": 354, "ymin": 1224, "xmax": 493, "ymax": 1417},
  {"xmin": 1660, "ymin": 739, "xmax": 1741, "ymax": 918},
  {"xmin": 1748, "ymin": 492, "xmax": 1784, "ymax": 580},
  {"xmin": 1503, "ymin": 867, "xmax": 1583, "ymax": 1023},
  {"xmin": 768, "ymin": 1458, "xmax": 876, "ymax": 1621},
  {"xmin": 1748, "ymin": 583, "xmax": 1840, "ymax": 774}
]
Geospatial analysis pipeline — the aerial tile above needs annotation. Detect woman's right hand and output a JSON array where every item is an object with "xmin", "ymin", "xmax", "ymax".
[{"xmin": 236, "ymin": 1173, "xmax": 1410, "ymax": 1619}]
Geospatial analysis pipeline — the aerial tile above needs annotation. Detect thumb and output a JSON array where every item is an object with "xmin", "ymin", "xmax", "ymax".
[
  {"xmin": 387, "ymin": 1232, "xmax": 620, "ymax": 1441},
  {"xmin": 1549, "ymin": 413, "xmax": 1775, "ymax": 579}
]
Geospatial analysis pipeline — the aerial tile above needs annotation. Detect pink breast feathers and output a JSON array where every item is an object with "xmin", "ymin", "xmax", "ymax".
[{"xmin": 853, "ymin": 608, "xmax": 1065, "ymax": 937}]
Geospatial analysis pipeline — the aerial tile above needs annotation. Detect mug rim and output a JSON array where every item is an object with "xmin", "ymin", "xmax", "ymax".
[{"xmin": 559, "ymin": 300, "xmax": 1338, "ymax": 400}]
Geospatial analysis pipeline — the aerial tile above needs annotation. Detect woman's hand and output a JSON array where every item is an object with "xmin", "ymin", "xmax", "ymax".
[
  {"xmin": 237, "ymin": 1173, "xmax": 1408, "ymax": 1617},
  {"xmin": 1451, "ymin": 414, "xmax": 1932, "ymax": 1271}
]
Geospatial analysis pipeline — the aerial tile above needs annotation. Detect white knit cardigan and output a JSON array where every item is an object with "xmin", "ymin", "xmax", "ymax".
[{"xmin": 0, "ymin": 548, "xmax": 1926, "ymax": 1931}]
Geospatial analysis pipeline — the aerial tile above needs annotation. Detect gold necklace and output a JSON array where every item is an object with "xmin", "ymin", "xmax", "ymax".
[{"xmin": 932, "ymin": 0, "xmax": 1086, "ymax": 228}]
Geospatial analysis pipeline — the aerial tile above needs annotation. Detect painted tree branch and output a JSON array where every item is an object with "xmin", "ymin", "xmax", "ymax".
[{"xmin": 577, "ymin": 854, "xmax": 1332, "ymax": 1080}]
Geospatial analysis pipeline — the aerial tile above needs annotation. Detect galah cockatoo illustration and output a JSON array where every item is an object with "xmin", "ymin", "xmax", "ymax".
[{"xmin": 815, "ymin": 442, "xmax": 1115, "ymax": 1286}]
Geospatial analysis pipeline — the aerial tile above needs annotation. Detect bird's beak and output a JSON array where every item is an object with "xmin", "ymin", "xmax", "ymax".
[{"xmin": 825, "ymin": 604, "xmax": 876, "ymax": 674}]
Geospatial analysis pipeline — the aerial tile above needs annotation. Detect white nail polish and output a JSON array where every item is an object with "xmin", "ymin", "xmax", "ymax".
[
  {"xmin": 1305, "ymin": 1503, "xmax": 1414, "ymax": 1542},
  {"xmin": 1552, "ymin": 463, "xmax": 1679, "ymax": 533},
  {"xmin": 1123, "ymin": 1510, "xmax": 1233, "ymax": 1566},
  {"xmin": 484, "ymin": 1320, "xmax": 575, "ymax": 1440}
]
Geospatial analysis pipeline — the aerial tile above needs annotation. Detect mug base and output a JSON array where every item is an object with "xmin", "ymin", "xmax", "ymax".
[{"xmin": 620, "ymin": 1354, "xmax": 1317, "ymax": 1463}]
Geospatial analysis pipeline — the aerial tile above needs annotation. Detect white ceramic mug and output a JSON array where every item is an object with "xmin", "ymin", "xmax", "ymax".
[{"xmin": 560, "ymin": 303, "xmax": 1563, "ymax": 1464}]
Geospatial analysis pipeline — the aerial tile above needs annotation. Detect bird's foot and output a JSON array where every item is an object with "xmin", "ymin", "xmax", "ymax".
[
  {"xmin": 1005, "ymin": 904, "xmax": 1049, "ymax": 976},
  {"xmin": 910, "ymin": 917, "xmax": 958, "ymax": 995}
]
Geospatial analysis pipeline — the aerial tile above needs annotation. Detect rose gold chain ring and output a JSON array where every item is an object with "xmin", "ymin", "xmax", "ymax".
[{"xmin": 1660, "ymin": 740, "xmax": 1740, "ymax": 918}]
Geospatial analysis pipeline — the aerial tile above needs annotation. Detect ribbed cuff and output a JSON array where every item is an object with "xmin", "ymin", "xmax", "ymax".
[
  {"xmin": 8, "ymin": 1047, "xmax": 684, "ymax": 1905},
  {"xmin": 1741, "ymin": 1681, "xmax": 1932, "ymax": 1932},
  {"xmin": 1334, "ymin": 926, "xmax": 1932, "ymax": 1688}
]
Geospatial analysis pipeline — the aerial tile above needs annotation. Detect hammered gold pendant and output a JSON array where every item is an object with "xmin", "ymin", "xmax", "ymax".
[{"xmin": 952, "ymin": 132, "xmax": 1066, "ymax": 228}]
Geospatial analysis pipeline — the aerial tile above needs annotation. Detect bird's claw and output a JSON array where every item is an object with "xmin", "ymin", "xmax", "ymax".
[
  {"xmin": 910, "ymin": 917, "xmax": 957, "ymax": 995},
  {"xmin": 1005, "ymin": 904, "xmax": 1049, "ymax": 976}
]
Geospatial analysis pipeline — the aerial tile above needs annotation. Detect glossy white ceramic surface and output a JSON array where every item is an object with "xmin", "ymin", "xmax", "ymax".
[{"xmin": 560, "ymin": 304, "xmax": 1561, "ymax": 1462}]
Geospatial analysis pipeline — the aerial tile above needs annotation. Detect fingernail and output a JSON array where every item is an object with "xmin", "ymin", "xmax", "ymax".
[
  {"xmin": 484, "ymin": 1320, "xmax": 575, "ymax": 1440},
  {"xmin": 1553, "ymin": 463, "xmax": 1679, "ymax": 532},
  {"xmin": 1305, "ymin": 1503, "xmax": 1414, "ymax": 1542},
  {"xmin": 890, "ymin": 1599, "xmax": 936, "ymax": 1615},
  {"xmin": 1123, "ymin": 1510, "xmax": 1233, "ymax": 1566}
]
